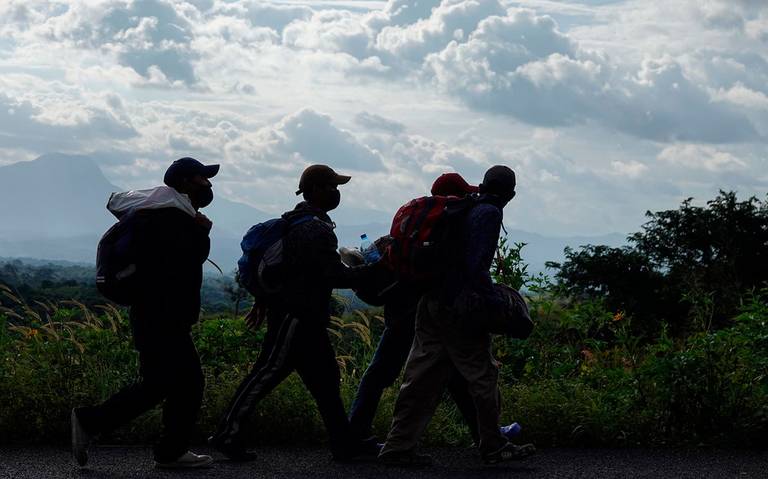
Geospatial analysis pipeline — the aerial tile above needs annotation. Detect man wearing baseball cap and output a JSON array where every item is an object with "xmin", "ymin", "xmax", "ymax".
[
  {"xmin": 380, "ymin": 165, "xmax": 536, "ymax": 466},
  {"xmin": 348, "ymin": 172, "xmax": 521, "ymax": 454},
  {"xmin": 211, "ymin": 164, "xmax": 377, "ymax": 462},
  {"xmin": 72, "ymin": 157, "xmax": 219, "ymax": 469}
]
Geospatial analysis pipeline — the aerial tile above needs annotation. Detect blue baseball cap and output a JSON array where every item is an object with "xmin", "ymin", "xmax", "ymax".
[{"xmin": 163, "ymin": 157, "xmax": 220, "ymax": 188}]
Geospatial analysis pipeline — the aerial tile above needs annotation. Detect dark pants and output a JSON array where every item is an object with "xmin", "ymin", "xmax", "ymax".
[
  {"xmin": 349, "ymin": 301, "xmax": 480, "ymax": 442},
  {"xmin": 77, "ymin": 333, "xmax": 204, "ymax": 462},
  {"xmin": 213, "ymin": 312, "xmax": 353, "ymax": 456}
]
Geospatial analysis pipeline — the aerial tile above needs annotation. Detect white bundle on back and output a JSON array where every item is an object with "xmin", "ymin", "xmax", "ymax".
[{"xmin": 107, "ymin": 186, "xmax": 196, "ymax": 219}]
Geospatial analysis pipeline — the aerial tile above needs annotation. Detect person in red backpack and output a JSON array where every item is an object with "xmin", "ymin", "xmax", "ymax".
[
  {"xmin": 348, "ymin": 172, "xmax": 521, "ymax": 447},
  {"xmin": 379, "ymin": 165, "xmax": 536, "ymax": 466},
  {"xmin": 72, "ymin": 158, "xmax": 218, "ymax": 469}
]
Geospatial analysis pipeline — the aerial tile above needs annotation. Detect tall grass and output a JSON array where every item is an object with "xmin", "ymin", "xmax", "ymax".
[{"xmin": 1, "ymin": 283, "xmax": 767, "ymax": 447}]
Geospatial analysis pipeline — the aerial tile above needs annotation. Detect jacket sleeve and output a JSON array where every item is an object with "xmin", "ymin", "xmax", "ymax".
[
  {"xmin": 465, "ymin": 204, "xmax": 502, "ymax": 295},
  {"xmin": 295, "ymin": 220, "xmax": 374, "ymax": 290}
]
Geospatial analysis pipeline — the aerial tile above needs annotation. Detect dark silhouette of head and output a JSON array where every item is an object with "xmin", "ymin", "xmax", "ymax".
[
  {"xmin": 164, "ymin": 157, "xmax": 219, "ymax": 210},
  {"xmin": 431, "ymin": 172, "xmax": 479, "ymax": 197},
  {"xmin": 295, "ymin": 164, "xmax": 351, "ymax": 212},
  {"xmin": 479, "ymin": 165, "xmax": 516, "ymax": 208}
]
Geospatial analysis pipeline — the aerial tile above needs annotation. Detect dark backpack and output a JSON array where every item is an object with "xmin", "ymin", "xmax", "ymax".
[
  {"xmin": 96, "ymin": 212, "xmax": 141, "ymax": 305},
  {"xmin": 385, "ymin": 195, "xmax": 475, "ymax": 281},
  {"xmin": 237, "ymin": 215, "xmax": 314, "ymax": 298}
]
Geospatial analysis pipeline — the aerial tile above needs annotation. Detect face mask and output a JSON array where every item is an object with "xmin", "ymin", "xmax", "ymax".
[
  {"xmin": 192, "ymin": 186, "xmax": 214, "ymax": 209},
  {"xmin": 324, "ymin": 189, "xmax": 341, "ymax": 211},
  {"xmin": 484, "ymin": 191, "xmax": 514, "ymax": 209}
]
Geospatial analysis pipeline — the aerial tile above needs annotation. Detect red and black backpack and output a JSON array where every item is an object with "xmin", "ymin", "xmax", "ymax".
[{"xmin": 384, "ymin": 195, "xmax": 476, "ymax": 281}]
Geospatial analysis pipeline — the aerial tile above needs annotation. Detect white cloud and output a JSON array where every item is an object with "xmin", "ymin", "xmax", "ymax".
[
  {"xmin": 0, "ymin": 91, "xmax": 137, "ymax": 151},
  {"xmin": 375, "ymin": 0, "xmax": 507, "ymax": 64},
  {"xmin": 225, "ymin": 108, "xmax": 385, "ymax": 180},
  {"xmin": 658, "ymin": 144, "xmax": 748, "ymax": 173},
  {"xmin": 714, "ymin": 82, "xmax": 768, "ymax": 110},
  {"xmin": 0, "ymin": 0, "xmax": 766, "ymax": 237},
  {"xmin": 354, "ymin": 111, "xmax": 406, "ymax": 134},
  {"xmin": 423, "ymin": 7, "xmax": 758, "ymax": 142},
  {"xmin": 611, "ymin": 160, "xmax": 648, "ymax": 178}
]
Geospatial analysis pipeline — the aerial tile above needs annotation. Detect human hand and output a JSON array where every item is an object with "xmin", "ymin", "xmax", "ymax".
[{"xmin": 245, "ymin": 302, "xmax": 267, "ymax": 331}]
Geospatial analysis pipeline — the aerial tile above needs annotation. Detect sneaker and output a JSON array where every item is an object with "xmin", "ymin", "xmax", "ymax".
[
  {"xmin": 500, "ymin": 422, "xmax": 522, "ymax": 440},
  {"xmin": 482, "ymin": 442, "xmax": 536, "ymax": 465},
  {"xmin": 155, "ymin": 451, "xmax": 214, "ymax": 469},
  {"xmin": 379, "ymin": 450, "xmax": 433, "ymax": 467},
  {"xmin": 332, "ymin": 438, "xmax": 383, "ymax": 463},
  {"xmin": 209, "ymin": 435, "xmax": 257, "ymax": 462},
  {"xmin": 71, "ymin": 408, "xmax": 92, "ymax": 467},
  {"xmin": 469, "ymin": 423, "xmax": 523, "ymax": 449}
]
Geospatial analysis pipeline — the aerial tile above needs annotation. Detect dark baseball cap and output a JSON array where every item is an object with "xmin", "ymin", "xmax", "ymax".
[
  {"xmin": 163, "ymin": 157, "xmax": 220, "ymax": 188},
  {"xmin": 431, "ymin": 172, "xmax": 479, "ymax": 196},
  {"xmin": 295, "ymin": 164, "xmax": 351, "ymax": 195}
]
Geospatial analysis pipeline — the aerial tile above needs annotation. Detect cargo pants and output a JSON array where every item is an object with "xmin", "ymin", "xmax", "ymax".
[{"xmin": 381, "ymin": 292, "xmax": 508, "ymax": 455}]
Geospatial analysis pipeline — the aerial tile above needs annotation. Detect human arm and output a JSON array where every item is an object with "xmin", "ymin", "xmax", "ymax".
[{"xmin": 465, "ymin": 204, "xmax": 503, "ymax": 295}]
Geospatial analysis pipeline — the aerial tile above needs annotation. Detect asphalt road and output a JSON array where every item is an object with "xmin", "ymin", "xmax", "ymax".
[{"xmin": 1, "ymin": 446, "xmax": 766, "ymax": 478}]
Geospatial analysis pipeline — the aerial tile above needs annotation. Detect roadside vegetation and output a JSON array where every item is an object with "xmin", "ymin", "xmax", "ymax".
[{"xmin": 1, "ymin": 191, "xmax": 766, "ymax": 448}]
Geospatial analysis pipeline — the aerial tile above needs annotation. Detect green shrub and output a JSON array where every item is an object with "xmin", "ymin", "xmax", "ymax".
[{"xmin": 1, "ymin": 281, "xmax": 767, "ymax": 448}]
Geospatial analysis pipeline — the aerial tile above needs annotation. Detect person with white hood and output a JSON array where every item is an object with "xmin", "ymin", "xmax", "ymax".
[{"xmin": 71, "ymin": 158, "xmax": 218, "ymax": 469}]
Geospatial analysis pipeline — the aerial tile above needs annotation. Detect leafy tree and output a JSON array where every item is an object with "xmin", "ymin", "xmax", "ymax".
[
  {"xmin": 552, "ymin": 191, "xmax": 768, "ymax": 336},
  {"xmin": 632, "ymin": 191, "xmax": 768, "ymax": 325}
]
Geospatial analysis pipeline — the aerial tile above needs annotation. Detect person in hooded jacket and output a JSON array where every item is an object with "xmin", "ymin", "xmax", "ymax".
[
  {"xmin": 210, "ymin": 164, "xmax": 376, "ymax": 462},
  {"xmin": 71, "ymin": 158, "xmax": 218, "ymax": 469}
]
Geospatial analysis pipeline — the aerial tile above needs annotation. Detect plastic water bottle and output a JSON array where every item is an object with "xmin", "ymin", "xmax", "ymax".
[
  {"xmin": 500, "ymin": 422, "xmax": 522, "ymax": 439},
  {"xmin": 360, "ymin": 233, "xmax": 381, "ymax": 263}
]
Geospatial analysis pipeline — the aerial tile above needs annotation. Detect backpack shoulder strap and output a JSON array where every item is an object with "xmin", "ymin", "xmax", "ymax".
[{"xmin": 287, "ymin": 213, "xmax": 318, "ymax": 228}]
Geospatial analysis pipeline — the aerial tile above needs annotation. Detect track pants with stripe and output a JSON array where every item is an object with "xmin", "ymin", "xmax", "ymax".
[{"xmin": 214, "ymin": 312, "xmax": 352, "ymax": 455}]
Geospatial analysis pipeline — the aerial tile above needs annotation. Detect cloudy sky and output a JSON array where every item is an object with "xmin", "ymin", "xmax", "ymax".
[{"xmin": 0, "ymin": 0, "xmax": 766, "ymax": 236}]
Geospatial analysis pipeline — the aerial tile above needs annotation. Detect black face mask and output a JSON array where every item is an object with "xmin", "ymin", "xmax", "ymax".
[
  {"xmin": 484, "ymin": 190, "xmax": 515, "ymax": 209},
  {"xmin": 192, "ymin": 186, "xmax": 214, "ymax": 209},
  {"xmin": 324, "ymin": 189, "xmax": 341, "ymax": 212}
]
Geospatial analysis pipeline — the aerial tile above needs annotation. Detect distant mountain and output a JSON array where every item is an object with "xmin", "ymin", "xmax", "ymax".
[
  {"xmin": 0, "ymin": 154, "xmax": 270, "ymax": 268},
  {"xmin": 0, "ymin": 153, "xmax": 627, "ymax": 273},
  {"xmin": 0, "ymin": 153, "xmax": 117, "ymax": 238}
]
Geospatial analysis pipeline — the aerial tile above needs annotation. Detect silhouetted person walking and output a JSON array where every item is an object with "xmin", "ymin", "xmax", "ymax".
[
  {"xmin": 210, "ymin": 165, "xmax": 376, "ymax": 462},
  {"xmin": 72, "ymin": 158, "xmax": 218, "ymax": 469},
  {"xmin": 379, "ymin": 166, "xmax": 535, "ymax": 466},
  {"xmin": 348, "ymin": 173, "xmax": 520, "ymax": 445}
]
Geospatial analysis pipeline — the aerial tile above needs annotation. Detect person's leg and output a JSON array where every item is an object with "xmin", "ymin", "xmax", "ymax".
[
  {"xmin": 348, "ymin": 322, "xmax": 415, "ymax": 440},
  {"xmin": 446, "ymin": 371, "xmax": 481, "ymax": 444},
  {"xmin": 212, "ymin": 314, "xmax": 298, "ymax": 445},
  {"xmin": 380, "ymin": 297, "xmax": 454, "ymax": 455},
  {"xmin": 294, "ymin": 323, "xmax": 355, "ymax": 458},
  {"xmin": 445, "ymin": 335, "xmax": 508, "ymax": 456},
  {"xmin": 76, "ymin": 346, "xmax": 168, "ymax": 436},
  {"xmin": 153, "ymin": 334, "xmax": 206, "ymax": 462}
]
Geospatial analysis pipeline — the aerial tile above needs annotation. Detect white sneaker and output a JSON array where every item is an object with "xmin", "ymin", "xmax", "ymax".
[
  {"xmin": 71, "ymin": 408, "xmax": 92, "ymax": 467},
  {"xmin": 155, "ymin": 451, "xmax": 214, "ymax": 469}
]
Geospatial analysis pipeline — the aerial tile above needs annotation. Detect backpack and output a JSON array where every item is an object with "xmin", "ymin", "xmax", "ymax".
[
  {"xmin": 96, "ymin": 211, "xmax": 141, "ymax": 306},
  {"xmin": 237, "ymin": 215, "xmax": 314, "ymax": 298},
  {"xmin": 96, "ymin": 186, "xmax": 200, "ymax": 305},
  {"xmin": 385, "ymin": 195, "xmax": 475, "ymax": 281}
]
